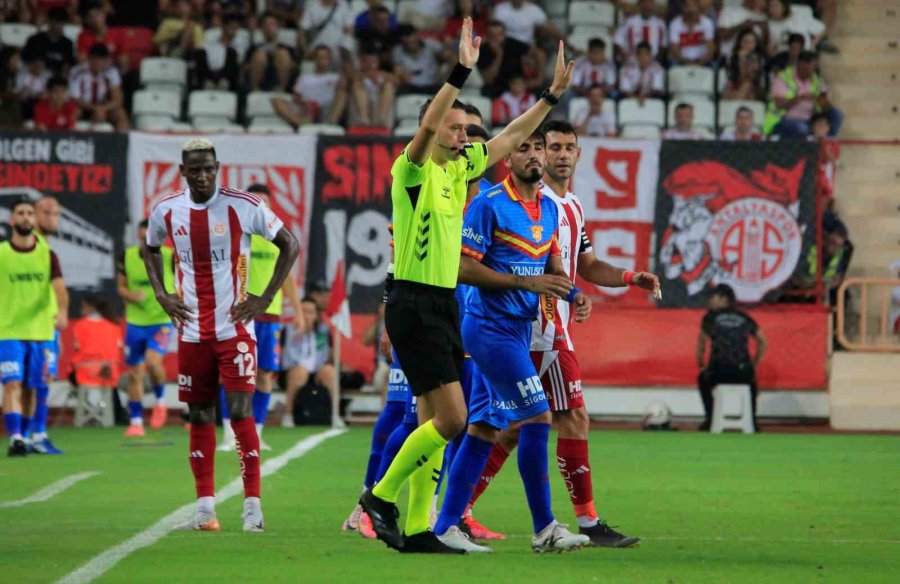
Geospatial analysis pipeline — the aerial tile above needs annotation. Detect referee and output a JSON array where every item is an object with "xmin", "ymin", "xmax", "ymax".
[{"xmin": 360, "ymin": 19, "xmax": 575, "ymax": 551}]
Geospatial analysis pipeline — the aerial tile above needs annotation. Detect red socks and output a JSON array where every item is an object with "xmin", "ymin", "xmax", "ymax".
[
  {"xmin": 189, "ymin": 423, "xmax": 216, "ymax": 498},
  {"xmin": 557, "ymin": 438, "xmax": 597, "ymax": 522},
  {"xmin": 469, "ymin": 443, "xmax": 510, "ymax": 508},
  {"xmin": 231, "ymin": 417, "xmax": 261, "ymax": 498}
]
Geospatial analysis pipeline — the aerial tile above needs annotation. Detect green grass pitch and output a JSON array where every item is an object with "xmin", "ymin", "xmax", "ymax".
[{"xmin": 2, "ymin": 426, "xmax": 899, "ymax": 583}]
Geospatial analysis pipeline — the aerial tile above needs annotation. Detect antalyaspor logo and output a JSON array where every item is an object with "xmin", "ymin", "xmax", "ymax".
[{"xmin": 659, "ymin": 160, "xmax": 806, "ymax": 302}]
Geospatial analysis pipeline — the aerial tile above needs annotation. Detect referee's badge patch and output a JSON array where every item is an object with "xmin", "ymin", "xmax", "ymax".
[{"xmin": 531, "ymin": 225, "xmax": 543, "ymax": 242}]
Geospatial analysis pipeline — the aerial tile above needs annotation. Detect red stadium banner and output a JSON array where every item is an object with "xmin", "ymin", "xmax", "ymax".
[
  {"xmin": 571, "ymin": 138, "xmax": 659, "ymax": 305},
  {"xmin": 126, "ymin": 132, "xmax": 316, "ymax": 293}
]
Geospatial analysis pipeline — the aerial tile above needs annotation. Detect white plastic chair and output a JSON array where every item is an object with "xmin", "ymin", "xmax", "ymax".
[
  {"xmin": 568, "ymin": 1, "xmax": 616, "ymax": 28},
  {"xmin": 246, "ymin": 91, "xmax": 291, "ymax": 120},
  {"xmin": 668, "ymin": 96, "xmax": 715, "ymax": 129},
  {"xmin": 711, "ymin": 384, "xmax": 755, "ymax": 434},
  {"xmin": 298, "ymin": 123, "xmax": 346, "ymax": 135},
  {"xmin": 618, "ymin": 98, "xmax": 666, "ymax": 127},
  {"xmin": 0, "ymin": 23, "xmax": 37, "ymax": 48},
  {"xmin": 395, "ymin": 0, "xmax": 417, "ymax": 24},
  {"xmin": 132, "ymin": 90, "xmax": 181, "ymax": 119},
  {"xmin": 395, "ymin": 93, "xmax": 432, "ymax": 122},
  {"xmin": 568, "ymin": 27, "xmax": 613, "ymax": 58},
  {"xmin": 188, "ymin": 90, "xmax": 238, "ymax": 121},
  {"xmin": 192, "ymin": 117, "xmax": 244, "ymax": 133},
  {"xmin": 717, "ymin": 99, "xmax": 766, "ymax": 128},
  {"xmin": 568, "ymin": 97, "xmax": 615, "ymax": 125},
  {"xmin": 140, "ymin": 58, "xmax": 188, "ymax": 91},
  {"xmin": 621, "ymin": 124, "xmax": 661, "ymax": 138},
  {"xmin": 247, "ymin": 117, "xmax": 295, "ymax": 134},
  {"xmin": 668, "ymin": 66, "xmax": 715, "ymax": 97}
]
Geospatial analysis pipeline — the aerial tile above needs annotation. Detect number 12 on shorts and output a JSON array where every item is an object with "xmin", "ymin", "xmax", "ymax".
[{"xmin": 233, "ymin": 352, "xmax": 256, "ymax": 382}]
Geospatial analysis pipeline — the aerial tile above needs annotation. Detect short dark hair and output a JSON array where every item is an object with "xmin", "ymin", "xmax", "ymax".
[
  {"xmin": 246, "ymin": 183, "xmax": 270, "ymax": 195},
  {"xmin": 373, "ymin": 6, "xmax": 390, "ymax": 16},
  {"xmin": 523, "ymin": 129, "xmax": 545, "ymax": 147},
  {"xmin": 88, "ymin": 43, "xmax": 110, "ymax": 58},
  {"xmin": 11, "ymin": 198, "xmax": 34, "ymax": 213},
  {"xmin": 418, "ymin": 98, "xmax": 467, "ymax": 125},
  {"xmin": 736, "ymin": 106, "xmax": 753, "ymax": 116},
  {"xmin": 398, "ymin": 24, "xmax": 416, "ymax": 37},
  {"xmin": 541, "ymin": 120, "xmax": 578, "ymax": 140},
  {"xmin": 47, "ymin": 76, "xmax": 67, "ymax": 91},
  {"xmin": 223, "ymin": 12, "xmax": 243, "ymax": 26},
  {"xmin": 48, "ymin": 6, "xmax": 69, "ymax": 23},
  {"xmin": 587, "ymin": 37, "xmax": 606, "ymax": 51},
  {"xmin": 787, "ymin": 33, "xmax": 805, "ymax": 46},
  {"xmin": 463, "ymin": 102, "xmax": 483, "ymax": 123},
  {"xmin": 675, "ymin": 102, "xmax": 693, "ymax": 112},
  {"xmin": 810, "ymin": 112, "xmax": 830, "ymax": 126},
  {"xmin": 138, "ymin": 219, "xmax": 149, "ymax": 229},
  {"xmin": 711, "ymin": 284, "xmax": 736, "ymax": 306},
  {"xmin": 587, "ymin": 83, "xmax": 605, "ymax": 94},
  {"xmin": 466, "ymin": 124, "xmax": 490, "ymax": 142},
  {"xmin": 798, "ymin": 50, "xmax": 818, "ymax": 63},
  {"xmin": 260, "ymin": 11, "xmax": 281, "ymax": 24},
  {"xmin": 636, "ymin": 41, "xmax": 652, "ymax": 52}
]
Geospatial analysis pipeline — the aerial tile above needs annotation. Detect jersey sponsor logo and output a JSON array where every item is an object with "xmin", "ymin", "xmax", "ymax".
[
  {"xmin": 516, "ymin": 375, "xmax": 543, "ymax": 398},
  {"xmin": 178, "ymin": 373, "xmax": 192, "ymax": 391},
  {"xmin": 531, "ymin": 225, "xmax": 543, "ymax": 242},
  {"xmin": 388, "ymin": 367, "xmax": 409, "ymax": 387},
  {"xmin": 213, "ymin": 222, "xmax": 226, "ymax": 236},
  {"xmin": 0, "ymin": 360, "xmax": 20, "ymax": 375},
  {"xmin": 510, "ymin": 262, "xmax": 545, "ymax": 277},
  {"xmin": 7, "ymin": 271, "xmax": 46, "ymax": 283},
  {"xmin": 177, "ymin": 247, "xmax": 228, "ymax": 266},
  {"xmin": 189, "ymin": 450, "xmax": 204, "ymax": 458},
  {"xmin": 237, "ymin": 254, "xmax": 248, "ymax": 301},
  {"xmin": 541, "ymin": 294, "xmax": 555, "ymax": 322},
  {"xmin": 461, "ymin": 226, "xmax": 484, "ymax": 245}
]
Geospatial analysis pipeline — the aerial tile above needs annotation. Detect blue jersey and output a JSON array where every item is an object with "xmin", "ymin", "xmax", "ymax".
[
  {"xmin": 456, "ymin": 180, "xmax": 493, "ymax": 321},
  {"xmin": 461, "ymin": 177, "xmax": 560, "ymax": 320}
]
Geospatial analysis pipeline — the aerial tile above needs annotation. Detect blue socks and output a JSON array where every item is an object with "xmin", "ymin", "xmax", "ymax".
[
  {"xmin": 376, "ymin": 419, "xmax": 418, "ymax": 483},
  {"xmin": 252, "ymin": 390, "xmax": 272, "ymax": 425},
  {"xmin": 436, "ymin": 428, "xmax": 465, "ymax": 495},
  {"xmin": 433, "ymin": 433, "xmax": 494, "ymax": 536},
  {"xmin": 364, "ymin": 401, "xmax": 405, "ymax": 489},
  {"xmin": 153, "ymin": 383, "xmax": 165, "ymax": 401},
  {"xmin": 518, "ymin": 423, "xmax": 554, "ymax": 533},
  {"xmin": 4, "ymin": 412, "xmax": 22, "ymax": 437},
  {"xmin": 127, "ymin": 401, "xmax": 143, "ymax": 422},
  {"xmin": 32, "ymin": 385, "xmax": 49, "ymax": 435},
  {"xmin": 218, "ymin": 386, "xmax": 230, "ymax": 420}
]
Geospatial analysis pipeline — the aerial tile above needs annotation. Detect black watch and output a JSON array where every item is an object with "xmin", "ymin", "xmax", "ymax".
[{"xmin": 540, "ymin": 89, "xmax": 560, "ymax": 106}]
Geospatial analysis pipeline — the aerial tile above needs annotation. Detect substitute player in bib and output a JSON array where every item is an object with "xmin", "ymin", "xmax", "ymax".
[
  {"xmin": 432, "ymin": 130, "xmax": 591, "ymax": 553},
  {"xmin": 1, "ymin": 200, "xmax": 66, "ymax": 457},
  {"xmin": 359, "ymin": 17, "xmax": 577, "ymax": 552},
  {"xmin": 144, "ymin": 139, "xmax": 299, "ymax": 532},
  {"xmin": 219, "ymin": 183, "xmax": 304, "ymax": 452},
  {"xmin": 118, "ymin": 220, "xmax": 176, "ymax": 437},
  {"xmin": 465, "ymin": 121, "xmax": 660, "ymax": 546}
]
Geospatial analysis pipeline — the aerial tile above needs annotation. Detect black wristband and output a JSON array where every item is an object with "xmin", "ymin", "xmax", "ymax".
[
  {"xmin": 447, "ymin": 63, "xmax": 472, "ymax": 89},
  {"xmin": 540, "ymin": 89, "xmax": 559, "ymax": 106},
  {"xmin": 382, "ymin": 271, "xmax": 395, "ymax": 304}
]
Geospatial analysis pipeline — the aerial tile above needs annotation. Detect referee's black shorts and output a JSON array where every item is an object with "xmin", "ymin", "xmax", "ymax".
[{"xmin": 384, "ymin": 280, "xmax": 464, "ymax": 397}]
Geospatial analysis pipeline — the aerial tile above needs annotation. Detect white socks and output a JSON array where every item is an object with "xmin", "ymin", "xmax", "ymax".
[{"xmin": 198, "ymin": 496, "xmax": 216, "ymax": 515}]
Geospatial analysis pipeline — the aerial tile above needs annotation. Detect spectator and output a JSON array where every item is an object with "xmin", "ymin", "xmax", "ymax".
[
  {"xmin": 477, "ymin": 20, "xmax": 532, "ymax": 98},
  {"xmin": 767, "ymin": 0, "xmax": 826, "ymax": 55},
  {"xmin": 618, "ymin": 41, "xmax": 665, "ymax": 100},
  {"xmin": 22, "ymin": 7, "xmax": 75, "ymax": 76},
  {"xmin": 810, "ymin": 113, "xmax": 839, "ymax": 199},
  {"xmin": 266, "ymin": 0, "xmax": 303, "ymax": 27},
  {"xmin": 272, "ymin": 44, "xmax": 348, "ymax": 126},
  {"xmin": 70, "ymin": 294, "xmax": 123, "ymax": 393},
  {"xmin": 571, "ymin": 38, "xmax": 616, "ymax": 96},
  {"xmin": 491, "ymin": 0, "xmax": 559, "ymax": 47},
  {"xmin": 491, "ymin": 75, "xmax": 535, "ymax": 126},
  {"xmin": 30, "ymin": 0, "xmax": 78, "ymax": 26},
  {"xmin": 464, "ymin": 101, "xmax": 485, "ymax": 127},
  {"xmin": 443, "ymin": 0, "xmax": 488, "ymax": 41},
  {"xmin": 354, "ymin": 5, "xmax": 399, "ymax": 66},
  {"xmin": 195, "ymin": 12, "xmax": 242, "ymax": 91},
  {"xmin": 0, "ymin": 47, "xmax": 23, "ymax": 129},
  {"xmin": 662, "ymin": 102, "xmax": 706, "ymax": 139},
  {"xmin": 716, "ymin": 0, "xmax": 767, "ymax": 59},
  {"xmin": 769, "ymin": 32, "xmax": 804, "ymax": 73},
  {"xmin": 0, "ymin": 1, "xmax": 28, "ymax": 23},
  {"xmin": 77, "ymin": 4, "xmax": 121, "ymax": 61},
  {"xmin": 719, "ymin": 106, "xmax": 762, "ymax": 141},
  {"xmin": 280, "ymin": 297, "xmax": 336, "ymax": 427},
  {"xmin": 392, "ymin": 24, "xmax": 449, "ymax": 94},
  {"xmin": 32, "ymin": 76, "xmax": 78, "ymax": 130},
  {"xmin": 15, "ymin": 55, "xmax": 51, "ymax": 114},
  {"xmin": 154, "ymin": 0, "xmax": 204, "ymax": 58},
  {"xmin": 573, "ymin": 84, "xmax": 617, "ymax": 137},
  {"xmin": 350, "ymin": 45, "xmax": 396, "ymax": 128},
  {"xmin": 723, "ymin": 54, "xmax": 765, "ymax": 101},
  {"xmin": 407, "ymin": 0, "xmax": 450, "ymax": 33},
  {"xmin": 765, "ymin": 51, "xmax": 842, "ymax": 137},
  {"xmin": 614, "ymin": 0, "xmax": 668, "ymax": 62},
  {"xmin": 245, "ymin": 12, "xmax": 295, "ymax": 92},
  {"xmin": 810, "ymin": 218, "xmax": 853, "ymax": 305},
  {"xmin": 299, "ymin": 0, "xmax": 355, "ymax": 63},
  {"xmin": 68, "ymin": 43, "xmax": 129, "ymax": 131},
  {"xmin": 696, "ymin": 284, "xmax": 766, "ymax": 432},
  {"xmin": 668, "ymin": 0, "xmax": 716, "ymax": 66},
  {"xmin": 354, "ymin": 0, "xmax": 397, "ymax": 34},
  {"xmin": 727, "ymin": 28, "xmax": 765, "ymax": 84}
]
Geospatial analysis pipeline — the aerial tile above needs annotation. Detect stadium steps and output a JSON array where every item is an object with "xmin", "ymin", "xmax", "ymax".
[{"xmin": 830, "ymin": 352, "xmax": 900, "ymax": 431}]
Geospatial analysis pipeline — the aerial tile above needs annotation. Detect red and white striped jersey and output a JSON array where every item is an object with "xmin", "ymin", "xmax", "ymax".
[
  {"xmin": 531, "ymin": 190, "xmax": 593, "ymax": 352},
  {"xmin": 614, "ymin": 15, "xmax": 668, "ymax": 59},
  {"xmin": 146, "ymin": 187, "xmax": 283, "ymax": 343},
  {"xmin": 492, "ymin": 91, "xmax": 537, "ymax": 126}
]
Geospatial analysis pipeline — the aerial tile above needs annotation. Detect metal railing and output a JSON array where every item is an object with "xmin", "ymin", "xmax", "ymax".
[{"xmin": 836, "ymin": 278, "xmax": 900, "ymax": 352}]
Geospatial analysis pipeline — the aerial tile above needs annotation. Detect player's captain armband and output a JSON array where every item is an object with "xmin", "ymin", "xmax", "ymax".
[
  {"xmin": 566, "ymin": 287, "xmax": 583, "ymax": 303},
  {"xmin": 623, "ymin": 271, "xmax": 636, "ymax": 286}
]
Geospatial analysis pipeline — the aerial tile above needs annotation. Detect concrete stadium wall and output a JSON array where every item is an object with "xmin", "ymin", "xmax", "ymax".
[{"xmin": 830, "ymin": 352, "xmax": 900, "ymax": 431}]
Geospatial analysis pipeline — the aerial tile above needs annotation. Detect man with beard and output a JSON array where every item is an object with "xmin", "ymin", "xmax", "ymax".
[{"xmin": 0, "ymin": 199, "xmax": 67, "ymax": 457}]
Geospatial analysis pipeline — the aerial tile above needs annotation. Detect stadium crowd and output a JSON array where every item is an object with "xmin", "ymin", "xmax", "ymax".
[{"xmin": 0, "ymin": 0, "xmax": 842, "ymax": 139}]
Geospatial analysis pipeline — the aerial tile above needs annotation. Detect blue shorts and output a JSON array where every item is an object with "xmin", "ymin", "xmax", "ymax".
[
  {"xmin": 0, "ymin": 340, "xmax": 48, "ymax": 388},
  {"xmin": 403, "ymin": 389, "xmax": 419, "ymax": 425},
  {"xmin": 463, "ymin": 315, "xmax": 549, "ymax": 430},
  {"xmin": 37, "ymin": 330, "xmax": 60, "ymax": 380},
  {"xmin": 254, "ymin": 321, "xmax": 282, "ymax": 372},
  {"xmin": 386, "ymin": 349, "xmax": 410, "ymax": 403},
  {"xmin": 124, "ymin": 323, "xmax": 174, "ymax": 366}
]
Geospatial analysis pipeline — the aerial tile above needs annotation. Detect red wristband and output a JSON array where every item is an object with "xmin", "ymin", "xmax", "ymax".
[{"xmin": 623, "ymin": 271, "xmax": 636, "ymax": 286}]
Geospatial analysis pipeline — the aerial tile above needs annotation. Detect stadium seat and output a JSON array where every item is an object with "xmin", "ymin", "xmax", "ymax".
[
  {"xmin": 75, "ymin": 121, "xmax": 115, "ymax": 132},
  {"xmin": 568, "ymin": 97, "xmax": 616, "ymax": 125},
  {"xmin": 188, "ymin": 90, "xmax": 238, "ymax": 121},
  {"xmin": 618, "ymin": 98, "xmax": 666, "ymax": 127},
  {"xmin": 464, "ymin": 96, "xmax": 493, "ymax": 127},
  {"xmin": 615, "ymin": 0, "xmax": 668, "ymax": 22},
  {"xmin": 246, "ymin": 91, "xmax": 291, "ymax": 121},
  {"xmin": 132, "ymin": 89, "xmax": 182, "ymax": 119},
  {"xmin": 63, "ymin": 24, "xmax": 82, "ymax": 43},
  {"xmin": 544, "ymin": 0, "xmax": 568, "ymax": 18},
  {"xmin": 717, "ymin": 99, "xmax": 766, "ymax": 128},
  {"xmin": 395, "ymin": 93, "xmax": 431, "ymax": 123},
  {"xmin": 247, "ymin": 117, "xmax": 295, "ymax": 134},
  {"xmin": 621, "ymin": 124, "xmax": 661, "ymax": 138},
  {"xmin": 135, "ymin": 115, "xmax": 178, "ymax": 131},
  {"xmin": 140, "ymin": 57, "xmax": 188, "ymax": 92},
  {"xmin": 568, "ymin": 1, "xmax": 616, "ymax": 28},
  {"xmin": 711, "ymin": 384, "xmax": 755, "ymax": 434},
  {"xmin": 717, "ymin": 67, "xmax": 728, "ymax": 93},
  {"xmin": 791, "ymin": 4, "xmax": 814, "ymax": 22},
  {"xmin": 192, "ymin": 117, "xmax": 245, "ymax": 133},
  {"xmin": 350, "ymin": 0, "xmax": 368, "ymax": 16},
  {"xmin": 568, "ymin": 27, "xmax": 614, "ymax": 59},
  {"xmin": 668, "ymin": 66, "xmax": 715, "ymax": 97},
  {"xmin": 394, "ymin": 122, "xmax": 419, "ymax": 136},
  {"xmin": 298, "ymin": 123, "xmax": 346, "ymax": 135},
  {"xmin": 668, "ymin": 96, "xmax": 715, "ymax": 128},
  {"xmin": 396, "ymin": 0, "xmax": 417, "ymax": 24},
  {"xmin": 0, "ymin": 23, "xmax": 36, "ymax": 48}
]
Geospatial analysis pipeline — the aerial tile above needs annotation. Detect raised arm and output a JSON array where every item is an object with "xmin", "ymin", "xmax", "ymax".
[
  {"xmin": 486, "ymin": 41, "xmax": 574, "ymax": 166},
  {"xmin": 407, "ymin": 18, "xmax": 481, "ymax": 166}
]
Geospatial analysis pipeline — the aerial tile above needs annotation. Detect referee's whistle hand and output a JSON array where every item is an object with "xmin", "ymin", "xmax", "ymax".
[{"xmin": 522, "ymin": 274, "xmax": 573, "ymax": 299}]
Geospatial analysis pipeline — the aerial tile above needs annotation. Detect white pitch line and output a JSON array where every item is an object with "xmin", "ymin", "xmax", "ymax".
[
  {"xmin": 58, "ymin": 428, "xmax": 345, "ymax": 584},
  {"xmin": 0, "ymin": 472, "xmax": 100, "ymax": 508}
]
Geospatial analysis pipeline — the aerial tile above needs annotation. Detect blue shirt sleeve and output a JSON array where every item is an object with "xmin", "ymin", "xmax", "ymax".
[{"xmin": 461, "ymin": 195, "xmax": 493, "ymax": 261}]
